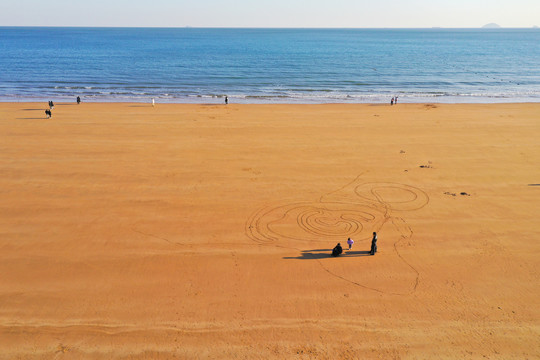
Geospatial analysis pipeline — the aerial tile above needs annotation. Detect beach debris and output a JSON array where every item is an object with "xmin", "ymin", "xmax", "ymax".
[
  {"xmin": 419, "ymin": 165, "xmax": 432, "ymax": 168},
  {"xmin": 460, "ymin": 192, "xmax": 470, "ymax": 196},
  {"xmin": 55, "ymin": 344, "xmax": 70, "ymax": 354},
  {"xmin": 444, "ymin": 192, "xmax": 456, "ymax": 196},
  {"xmin": 400, "ymin": 150, "xmax": 406, "ymax": 154}
]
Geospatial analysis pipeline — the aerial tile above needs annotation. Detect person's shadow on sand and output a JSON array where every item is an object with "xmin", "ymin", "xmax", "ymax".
[{"xmin": 283, "ymin": 249, "xmax": 372, "ymax": 260}]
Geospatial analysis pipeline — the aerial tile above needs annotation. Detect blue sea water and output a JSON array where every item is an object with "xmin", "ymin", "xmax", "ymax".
[{"xmin": 1, "ymin": 27, "xmax": 539, "ymax": 103}]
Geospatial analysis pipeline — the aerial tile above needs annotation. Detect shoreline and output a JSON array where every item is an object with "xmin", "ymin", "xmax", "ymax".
[{"xmin": 2, "ymin": 99, "xmax": 540, "ymax": 105}]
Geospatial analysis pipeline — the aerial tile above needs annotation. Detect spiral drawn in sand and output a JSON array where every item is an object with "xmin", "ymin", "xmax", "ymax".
[
  {"xmin": 247, "ymin": 202, "xmax": 381, "ymax": 244},
  {"xmin": 247, "ymin": 182, "xmax": 427, "ymax": 245},
  {"xmin": 245, "ymin": 179, "xmax": 429, "ymax": 294}
]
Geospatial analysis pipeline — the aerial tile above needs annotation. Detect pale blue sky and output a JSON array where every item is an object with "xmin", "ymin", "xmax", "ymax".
[{"xmin": 0, "ymin": 0, "xmax": 538, "ymax": 28}]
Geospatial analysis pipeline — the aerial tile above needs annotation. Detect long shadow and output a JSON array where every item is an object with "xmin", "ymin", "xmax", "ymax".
[
  {"xmin": 22, "ymin": 109, "xmax": 44, "ymax": 111},
  {"xmin": 283, "ymin": 249, "xmax": 372, "ymax": 260},
  {"xmin": 17, "ymin": 117, "xmax": 47, "ymax": 120}
]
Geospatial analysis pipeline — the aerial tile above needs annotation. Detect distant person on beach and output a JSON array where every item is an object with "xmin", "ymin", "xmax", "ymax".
[
  {"xmin": 48, "ymin": 101, "xmax": 54, "ymax": 109},
  {"xmin": 347, "ymin": 237, "xmax": 354, "ymax": 250},
  {"xmin": 225, "ymin": 96, "xmax": 228, "ymax": 105},
  {"xmin": 77, "ymin": 96, "xmax": 81, "ymax": 104},
  {"xmin": 332, "ymin": 243, "xmax": 343, "ymax": 257},
  {"xmin": 395, "ymin": 96, "xmax": 398, "ymax": 104},
  {"xmin": 390, "ymin": 97, "xmax": 394, "ymax": 105},
  {"xmin": 152, "ymin": 98, "xmax": 155, "ymax": 107},
  {"xmin": 370, "ymin": 232, "xmax": 378, "ymax": 255},
  {"xmin": 45, "ymin": 109, "xmax": 51, "ymax": 118}
]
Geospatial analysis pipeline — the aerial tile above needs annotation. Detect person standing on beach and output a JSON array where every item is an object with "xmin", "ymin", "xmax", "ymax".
[
  {"xmin": 152, "ymin": 98, "xmax": 155, "ymax": 107},
  {"xmin": 347, "ymin": 237, "xmax": 354, "ymax": 250},
  {"xmin": 77, "ymin": 96, "xmax": 81, "ymax": 104},
  {"xmin": 370, "ymin": 232, "xmax": 378, "ymax": 255},
  {"xmin": 390, "ymin": 97, "xmax": 394, "ymax": 105},
  {"xmin": 225, "ymin": 96, "xmax": 228, "ymax": 105},
  {"xmin": 45, "ymin": 109, "xmax": 51, "ymax": 118},
  {"xmin": 395, "ymin": 96, "xmax": 398, "ymax": 104}
]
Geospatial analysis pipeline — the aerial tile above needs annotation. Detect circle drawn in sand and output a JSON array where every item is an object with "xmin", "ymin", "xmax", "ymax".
[
  {"xmin": 247, "ymin": 202, "xmax": 381, "ymax": 244},
  {"xmin": 246, "ymin": 179, "xmax": 430, "ymax": 295},
  {"xmin": 353, "ymin": 183, "xmax": 429, "ymax": 211}
]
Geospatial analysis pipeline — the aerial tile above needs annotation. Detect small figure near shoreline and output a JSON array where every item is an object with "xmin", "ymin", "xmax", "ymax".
[
  {"xmin": 331, "ymin": 243, "xmax": 343, "ymax": 257},
  {"xmin": 370, "ymin": 232, "xmax": 378, "ymax": 255},
  {"xmin": 390, "ymin": 97, "xmax": 394, "ymax": 105},
  {"xmin": 77, "ymin": 96, "xmax": 81, "ymax": 104},
  {"xmin": 225, "ymin": 96, "xmax": 228, "ymax": 105},
  {"xmin": 152, "ymin": 98, "xmax": 155, "ymax": 107},
  {"xmin": 45, "ymin": 109, "xmax": 51, "ymax": 118},
  {"xmin": 48, "ymin": 100, "xmax": 54, "ymax": 109},
  {"xmin": 347, "ymin": 237, "xmax": 354, "ymax": 250}
]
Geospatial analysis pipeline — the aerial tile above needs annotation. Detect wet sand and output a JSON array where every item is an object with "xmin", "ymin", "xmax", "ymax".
[{"xmin": 1, "ymin": 102, "xmax": 539, "ymax": 359}]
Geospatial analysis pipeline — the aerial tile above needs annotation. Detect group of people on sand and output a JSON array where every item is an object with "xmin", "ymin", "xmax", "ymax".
[
  {"xmin": 45, "ymin": 96, "xmax": 81, "ymax": 119},
  {"xmin": 391, "ymin": 97, "xmax": 398, "ymax": 105},
  {"xmin": 332, "ymin": 232, "xmax": 378, "ymax": 257}
]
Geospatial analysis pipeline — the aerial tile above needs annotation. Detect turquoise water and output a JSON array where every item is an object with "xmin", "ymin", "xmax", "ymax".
[{"xmin": 1, "ymin": 27, "xmax": 539, "ymax": 103}]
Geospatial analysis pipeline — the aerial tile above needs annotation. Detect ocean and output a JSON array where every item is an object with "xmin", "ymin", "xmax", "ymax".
[{"xmin": 1, "ymin": 27, "xmax": 539, "ymax": 103}]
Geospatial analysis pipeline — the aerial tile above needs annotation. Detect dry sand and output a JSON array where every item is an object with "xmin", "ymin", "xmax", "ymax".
[{"xmin": 0, "ymin": 102, "xmax": 539, "ymax": 359}]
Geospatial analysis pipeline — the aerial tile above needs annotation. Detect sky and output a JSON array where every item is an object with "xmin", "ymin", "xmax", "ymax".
[{"xmin": 0, "ymin": 0, "xmax": 538, "ymax": 28}]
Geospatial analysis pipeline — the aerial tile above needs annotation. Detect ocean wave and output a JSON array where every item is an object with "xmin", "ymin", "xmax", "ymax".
[{"xmin": 2, "ymin": 88, "xmax": 540, "ymax": 104}]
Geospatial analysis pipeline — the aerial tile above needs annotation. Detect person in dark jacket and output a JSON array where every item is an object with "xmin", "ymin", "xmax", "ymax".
[
  {"xmin": 370, "ymin": 232, "xmax": 378, "ymax": 255},
  {"xmin": 332, "ymin": 243, "xmax": 343, "ymax": 257}
]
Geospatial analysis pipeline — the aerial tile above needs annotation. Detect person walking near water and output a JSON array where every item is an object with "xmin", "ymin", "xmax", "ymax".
[
  {"xmin": 45, "ymin": 109, "xmax": 51, "ymax": 118},
  {"xmin": 225, "ymin": 96, "xmax": 228, "ymax": 105},
  {"xmin": 347, "ymin": 237, "xmax": 354, "ymax": 250},
  {"xmin": 77, "ymin": 96, "xmax": 81, "ymax": 104},
  {"xmin": 370, "ymin": 232, "xmax": 378, "ymax": 255},
  {"xmin": 390, "ymin": 97, "xmax": 394, "ymax": 105},
  {"xmin": 152, "ymin": 98, "xmax": 155, "ymax": 107}
]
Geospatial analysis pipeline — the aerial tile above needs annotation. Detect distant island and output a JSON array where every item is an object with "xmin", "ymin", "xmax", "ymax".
[{"xmin": 482, "ymin": 23, "xmax": 501, "ymax": 28}]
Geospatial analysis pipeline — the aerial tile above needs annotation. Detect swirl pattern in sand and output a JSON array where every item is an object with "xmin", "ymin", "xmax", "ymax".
[
  {"xmin": 247, "ymin": 202, "xmax": 385, "ymax": 244},
  {"xmin": 247, "ymin": 181, "xmax": 428, "ymax": 245},
  {"xmin": 352, "ymin": 183, "xmax": 429, "ymax": 211}
]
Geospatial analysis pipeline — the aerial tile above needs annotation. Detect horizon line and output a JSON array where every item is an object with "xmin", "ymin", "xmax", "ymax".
[{"xmin": 1, "ymin": 25, "xmax": 539, "ymax": 29}]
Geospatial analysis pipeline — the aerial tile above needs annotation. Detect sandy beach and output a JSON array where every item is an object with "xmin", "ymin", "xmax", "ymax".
[{"xmin": 0, "ymin": 102, "xmax": 538, "ymax": 359}]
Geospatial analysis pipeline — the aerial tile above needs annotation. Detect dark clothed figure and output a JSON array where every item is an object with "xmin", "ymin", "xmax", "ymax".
[
  {"xmin": 332, "ymin": 243, "xmax": 343, "ymax": 257},
  {"xmin": 370, "ymin": 232, "xmax": 378, "ymax": 255},
  {"xmin": 225, "ymin": 96, "xmax": 228, "ymax": 105},
  {"xmin": 77, "ymin": 96, "xmax": 81, "ymax": 104}
]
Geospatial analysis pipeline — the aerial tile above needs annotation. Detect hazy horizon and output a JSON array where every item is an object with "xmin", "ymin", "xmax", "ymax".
[
  {"xmin": 1, "ymin": 25, "xmax": 538, "ymax": 29},
  {"xmin": 0, "ymin": 0, "xmax": 538, "ymax": 28}
]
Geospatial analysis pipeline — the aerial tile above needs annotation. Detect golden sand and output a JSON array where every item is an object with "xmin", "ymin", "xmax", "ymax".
[{"xmin": 0, "ymin": 102, "xmax": 538, "ymax": 359}]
